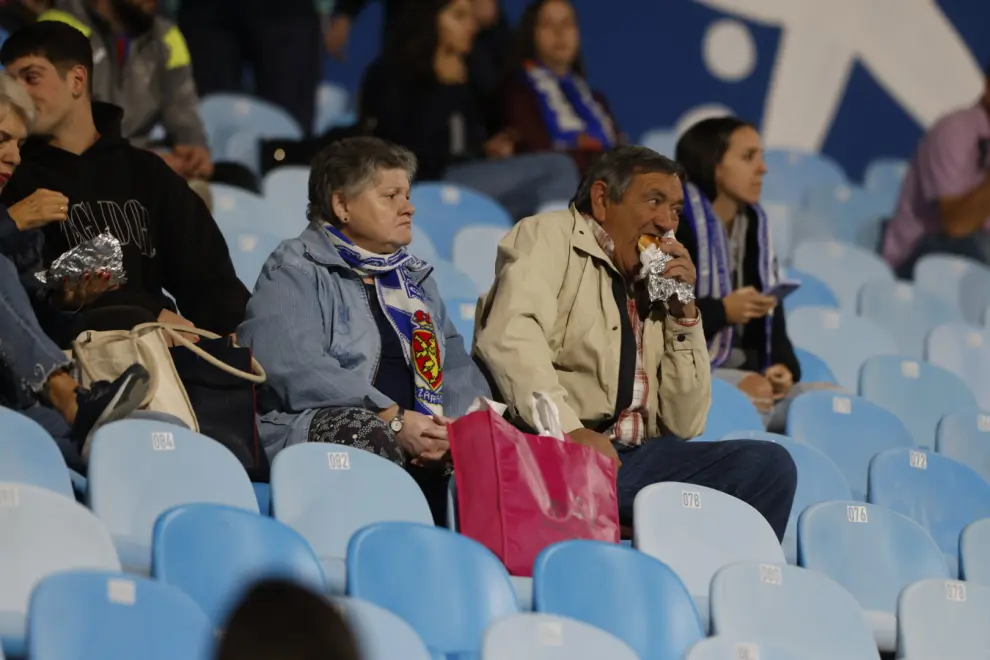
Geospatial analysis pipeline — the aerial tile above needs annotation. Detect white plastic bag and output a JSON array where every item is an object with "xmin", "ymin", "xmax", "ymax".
[
  {"xmin": 465, "ymin": 393, "xmax": 566, "ymax": 442},
  {"xmin": 466, "ymin": 397, "xmax": 508, "ymax": 416}
]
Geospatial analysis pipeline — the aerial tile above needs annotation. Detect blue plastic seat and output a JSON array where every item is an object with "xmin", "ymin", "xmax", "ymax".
[
  {"xmin": 314, "ymin": 82, "xmax": 353, "ymax": 134},
  {"xmin": 896, "ymin": 579, "xmax": 990, "ymax": 660},
  {"xmin": 87, "ymin": 420, "xmax": 259, "ymax": 574},
  {"xmin": 710, "ymin": 563, "xmax": 880, "ymax": 660},
  {"xmin": 409, "ymin": 183, "xmax": 513, "ymax": 260},
  {"xmin": 793, "ymin": 184, "xmax": 889, "ymax": 251},
  {"xmin": 347, "ymin": 523, "xmax": 519, "ymax": 659},
  {"xmin": 926, "ymin": 322, "xmax": 990, "ymax": 410},
  {"xmin": 793, "ymin": 347, "xmax": 837, "ymax": 385},
  {"xmin": 445, "ymin": 297, "xmax": 477, "ymax": 343},
  {"xmin": 152, "ymin": 503, "xmax": 325, "ymax": 626},
  {"xmin": 792, "ymin": 240, "xmax": 894, "ymax": 312},
  {"xmin": 797, "ymin": 501, "xmax": 948, "ymax": 651},
  {"xmin": 259, "ymin": 166, "xmax": 310, "ymax": 238},
  {"xmin": 28, "ymin": 571, "xmax": 213, "ymax": 660},
  {"xmin": 0, "ymin": 483, "xmax": 120, "ymax": 656},
  {"xmin": 409, "ymin": 225, "xmax": 440, "ymax": 264},
  {"xmin": 787, "ymin": 391, "xmax": 913, "ymax": 500},
  {"xmin": 693, "ymin": 379, "xmax": 764, "ymax": 442},
  {"xmin": 761, "ymin": 149, "xmax": 846, "ymax": 209},
  {"xmin": 452, "ymin": 225, "xmax": 509, "ymax": 293},
  {"xmin": 685, "ymin": 636, "xmax": 811, "ymax": 660},
  {"xmin": 959, "ymin": 518, "xmax": 990, "ymax": 584},
  {"xmin": 786, "ymin": 307, "xmax": 896, "ymax": 391},
  {"xmin": 639, "ymin": 128, "xmax": 677, "ymax": 159},
  {"xmin": 533, "ymin": 540, "xmax": 703, "ymax": 660},
  {"xmin": 271, "ymin": 444, "xmax": 433, "ymax": 593},
  {"xmin": 863, "ymin": 158, "xmax": 907, "ymax": 209},
  {"xmin": 868, "ymin": 448, "xmax": 990, "ymax": 577},
  {"xmin": 429, "ymin": 259, "xmax": 482, "ymax": 303},
  {"xmin": 859, "ymin": 355, "xmax": 977, "ymax": 449},
  {"xmin": 0, "ymin": 408, "xmax": 73, "ymax": 499},
  {"xmin": 937, "ymin": 410, "xmax": 990, "ymax": 486},
  {"xmin": 721, "ymin": 432, "xmax": 851, "ymax": 564},
  {"xmin": 334, "ymin": 597, "xmax": 432, "ymax": 660},
  {"xmin": 199, "ymin": 93, "xmax": 302, "ymax": 174},
  {"xmin": 219, "ymin": 224, "xmax": 283, "ymax": 290},
  {"xmin": 781, "ymin": 268, "xmax": 839, "ymax": 312},
  {"xmin": 858, "ymin": 280, "xmax": 961, "ymax": 357},
  {"xmin": 482, "ymin": 613, "xmax": 637, "ymax": 660},
  {"xmin": 915, "ymin": 254, "xmax": 990, "ymax": 326},
  {"xmin": 210, "ymin": 183, "xmax": 270, "ymax": 234}
]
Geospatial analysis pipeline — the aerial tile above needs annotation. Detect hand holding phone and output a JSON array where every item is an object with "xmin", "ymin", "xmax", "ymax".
[{"xmin": 763, "ymin": 279, "xmax": 801, "ymax": 301}]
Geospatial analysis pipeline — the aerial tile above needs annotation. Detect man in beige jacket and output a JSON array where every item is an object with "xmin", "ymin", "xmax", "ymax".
[{"xmin": 475, "ymin": 146, "xmax": 796, "ymax": 538}]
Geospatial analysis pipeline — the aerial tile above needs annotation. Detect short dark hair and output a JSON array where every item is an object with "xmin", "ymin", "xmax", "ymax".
[
  {"xmin": 675, "ymin": 116, "xmax": 755, "ymax": 201},
  {"xmin": 0, "ymin": 21, "xmax": 94, "ymax": 83},
  {"xmin": 571, "ymin": 145, "xmax": 683, "ymax": 215}
]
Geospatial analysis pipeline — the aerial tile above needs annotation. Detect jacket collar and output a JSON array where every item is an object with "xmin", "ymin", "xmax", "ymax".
[
  {"xmin": 298, "ymin": 223, "xmax": 434, "ymax": 285},
  {"xmin": 569, "ymin": 206, "xmax": 621, "ymax": 276}
]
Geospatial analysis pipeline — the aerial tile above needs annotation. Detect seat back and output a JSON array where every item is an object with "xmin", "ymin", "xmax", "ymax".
[
  {"xmin": 686, "ymin": 636, "xmax": 812, "ymax": 660},
  {"xmin": 761, "ymin": 149, "xmax": 846, "ymax": 209},
  {"xmin": 218, "ymin": 224, "xmax": 283, "ymax": 290},
  {"xmin": 87, "ymin": 420, "xmax": 258, "ymax": 573},
  {"xmin": 452, "ymin": 225, "xmax": 510, "ymax": 293},
  {"xmin": 787, "ymin": 391, "xmax": 913, "ymax": 500},
  {"xmin": 409, "ymin": 183, "xmax": 512, "ymax": 260},
  {"xmin": 199, "ymin": 93, "xmax": 302, "ymax": 173},
  {"xmin": 334, "ymin": 597, "xmax": 432, "ymax": 660},
  {"xmin": 863, "ymin": 158, "xmax": 908, "ymax": 209},
  {"xmin": 259, "ymin": 166, "xmax": 310, "ymax": 238},
  {"xmin": 858, "ymin": 280, "xmax": 960, "ymax": 357},
  {"xmin": 781, "ymin": 269, "xmax": 839, "ymax": 312},
  {"xmin": 897, "ymin": 579, "xmax": 990, "ymax": 659},
  {"xmin": 0, "ymin": 408, "xmax": 73, "ymax": 499},
  {"xmin": 28, "ymin": 571, "xmax": 212, "ymax": 660},
  {"xmin": 792, "ymin": 240, "xmax": 893, "ymax": 311},
  {"xmin": 271, "ymin": 444, "xmax": 433, "ymax": 592},
  {"xmin": 794, "ymin": 186, "xmax": 889, "ymax": 252},
  {"xmin": 926, "ymin": 323, "xmax": 990, "ymax": 410},
  {"xmin": 533, "ymin": 540, "xmax": 703, "ymax": 660},
  {"xmin": 959, "ymin": 518, "xmax": 990, "ymax": 584},
  {"xmin": 694, "ymin": 379, "xmax": 764, "ymax": 441},
  {"xmin": 153, "ymin": 503, "xmax": 325, "ymax": 626},
  {"xmin": 347, "ymin": 523, "xmax": 519, "ymax": 658},
  {"xmin": 915, "ymin": 254, "xmax": 990, "ymax": 326},
  {"xmin": 792, "ymin": 347, "xmax": 837, "ymax": 385},
  {"xmin": 936, "ymin": 410, "xmax": 990, "ymax": 485},
  {"xmin": 482, "ymin": 613, "xmax": 637, "ymax": 660}
]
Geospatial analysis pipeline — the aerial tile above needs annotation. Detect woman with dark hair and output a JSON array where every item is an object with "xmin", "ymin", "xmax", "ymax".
[
  {"xmin": 500, "ymin": 0, "xmax": 620, "ymax": 175},
  {"xmin": 675, "ymin": 116, "xmax": 831, "ymax": 426},
  {"xmin": 358, "ymin": 0, "xmax": 579, "ymax": 219}
]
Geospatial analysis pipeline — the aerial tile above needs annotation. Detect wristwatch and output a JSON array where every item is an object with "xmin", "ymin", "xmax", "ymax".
[{"xmin": 388, "ymin": 408, "xmax": 405, "ymax": 434}]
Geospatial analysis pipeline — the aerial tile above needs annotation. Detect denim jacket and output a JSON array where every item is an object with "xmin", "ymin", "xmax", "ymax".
[{"xmin": 237, "ymin": 223, "xmax": 491, "ymax": 459}]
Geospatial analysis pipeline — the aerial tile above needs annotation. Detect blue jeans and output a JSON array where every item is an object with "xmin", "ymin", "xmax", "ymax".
[{"xmin": 615, "ymin": 437, "xmax": 797, "ymax": 541}]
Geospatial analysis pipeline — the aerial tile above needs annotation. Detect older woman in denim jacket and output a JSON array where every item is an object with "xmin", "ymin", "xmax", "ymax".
[{"xmin": 237, "ymin": 137, "xmax": 490, "ymax": 517}]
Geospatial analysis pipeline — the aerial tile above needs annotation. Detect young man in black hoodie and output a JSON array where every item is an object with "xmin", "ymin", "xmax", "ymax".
[{"xmin": 0, "ymin": 21, "xmax": 249, "ymax": 344}]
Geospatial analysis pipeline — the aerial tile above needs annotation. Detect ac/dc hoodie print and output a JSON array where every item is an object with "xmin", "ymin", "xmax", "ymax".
[{"xmin": 0, "ymin": 103, "xmax": 249, "ymax": 336}]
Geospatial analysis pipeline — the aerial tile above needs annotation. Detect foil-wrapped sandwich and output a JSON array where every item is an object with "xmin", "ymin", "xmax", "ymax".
[
  {"xmin": 35, "ymin": 232, "xmax": 127, "ymax": 288},
  {"xmin": 636, "ymin": 230, "xmax": 695, "ymax": 305}
]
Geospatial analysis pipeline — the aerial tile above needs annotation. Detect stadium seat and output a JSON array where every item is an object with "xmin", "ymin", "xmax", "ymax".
[
  {"xmin": 936, "ymin": 410, "xmax": 990, "ymax": 484},
  {"xmin": 797, "ymin": 501, "xmax": 949, "ymax": 651},
  {"xmin": 409, "ymin": 225, "xmax": 440, "ymax": 263},
  {"xmin": 710, "ymin": 563, "xmax": 880, "ymax": 660},
  {"xmin": 868, "ymin": 448, "xmax": 990, "ymax": 577},
  {"xmin": 863, "ymin": 158, "xmax": 908, "ymax": 211},
  {"xmin": 430, "ymin": 259, "xmax": 482, "ymax": 303},
  {"xmin": 533, "ymin": 540, "xmax": 703, "ymax": 660},
  {"xmin": 781, "ymin": 268, "xmax": 840, "ymax": 312},
  {"xmin": 792, "ymin": 240, "xmax": 894, "ymax": 312},
  {"xmin": 793, "ymin": 184, "xmax": 889, "ymax": 251},
  {"xmin": 481, "ymin": 613, "xmax": 638, "ymax": 660},
  {"xmin": 270, "ymin": 444, "xmax": 433, "ymax": 593},
  {"xmin": 692, "ymin": 379, "xmax": 764, "ymax": 442},
  {"xmin": 253, "ymin": 482, "xmax": 270, "ymax": 515},
  {"xmin": 445, "ymin": 297, "xmax": 478, "ymax": 343},
  {"xmin": 721, "ymin": 432, "xmax": 851, "ymax": 564},
  {"xmin": 0, "ymin": 408, "xmax": 73, "ymax": 499},
  {"xmin": 0, "ymin": 483, "xmax": 120, "ymax": 656},
  {"xmin": 896, "ymin": 579, "xmax": 990, "ymax": 660},
  {"xmin": 926, "ymin": 322, "xmax": 990, "ymax": 410},
  {"xmin": 218, "ymin": 224, "xmax": 283, "ymax": 290},
  {"xmin": 334, "ymin": 597, "xmax": 432, "ymax": 660},
  {"xmin": 152, "ymin": 503, "xmax": 325, "ymax": 626},
  {"xmin": 409, "ymin": 183, "xmax": 513, "ymax": 260},
  {"xmin": 639, "ymin": 128, "xmax": 677, "ymax": 159},
  {"xmin": 762, "ymin": 201, "xmax": 794, "ymax": 265},
  {"xmin": 793, "ymin": 347, "xmax": 837, "ymax": 385},
  {"xmin": 787, "ymin": 391, "xmax": 913, "ymax": 500},
  {"xmin": 314, "ymin": 82, "xmax": 353, "ymax": 134},
  {"xmin": 786, "ymin": 307, "xmax": 896, "ymax": 391},
  {"xmin": 959, "ymin": 518, "xmax": 990, "ymax": 584},
  {"xmin": 452, "ymin": 225, "xmax": 509, "ymax": 292},
  {"xmin": 347, "ymin": 523, "xmax": 519, "ymax": 659},
  {"xmin": 200, "ymin": 93, "xmax": 303, "ymax": 174},
  {"xmin": 260, "ymin": 165, "xmax": 310, "ymax": 238},
  {"xmin": 761, "ymin": 149, "xmax": 846, "ymax": 209},
  {"xmin": 210, "ymin": 183, "xmax": 270, "ymax": 234},
  {"xmin": 536, "ymin": 200, "xmax": 570, "ymax": 213},
  {"xmin": 859, "ymin": 355, "xmax": 977, "ymax": 448},
  {"xmin": 685, "ymin": 636, "xmax": 810, "ymax": 660},
  {"xmin": 915, "ymin": 254, "xmax": 990, "ymax": 326},
  {"xmin": 633, "ymin": 482, "xmax": 785, "ymax": 630},
  {"xmin": 28, "ymin": 571, "xmax": 212, "ymax": 660},
  {"xmin": 858, "ymin": 280, "xmax": 960, "ymax": 357},
  {"xmin": 87, "ymin": 420, "xmax": 259, "ymax": 574}
]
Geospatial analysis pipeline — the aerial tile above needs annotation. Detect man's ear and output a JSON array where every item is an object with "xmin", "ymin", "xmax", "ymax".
[
  {"xmin": 68, "ymin": 64, "xmax": 89, "ymax": 99},
  {"xmin": 589, "ymin": 180, "xmax": 609, "ymax": 223}
]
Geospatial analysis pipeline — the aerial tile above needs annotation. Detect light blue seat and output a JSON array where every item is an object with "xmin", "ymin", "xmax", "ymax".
[
  {"xmin": 445, "ymin": 297, "xmax": 477, "ymax": 343},
  {"xmin": 28, "ymin": 571, "xmax": 213, "ymax": 660},
  {"xmin": 792, "ymin": 240, "xmax": 894, "ymax": 312},
  {"xmin": 693, "ymin": 379, "xmax": 764, "ymax": 442},
  {"xmin": 858, "ymin": 280, "xmax": 961, "ymax": 357},
  {"xmin": 0, "ymin": 483, "xmax": 120, "ymax": 657},
  {"xmin": 430, "ymin": 259, "xmax": 482, "ymax": 303},
  {"xmin": 787, "ymin": 307, "xmax": 896, "ymax": 391},
  {"xmin": 859, "ymin": 355, "xmax": 977, "ymax": 449},
  {"xmin": 762, "ymin": 149, "xmax": 846, "ymax": 209},
  {"xmin": 87, "ymin": 420, "xmax": 258, "ymax": 574},
  {"xmin": 797, "ymin": 501, "xmax": 948, "ymax": 651},
  {"xmin": 863, "ymin": 158, "xmax": 908, "ymax": 211},
  {"xmin": 152, "ymin": 503, "xmax": 325, "ymax": 626},
  {"xmin": 409, "ymin": 225, "xmax": 440, "ymax": 264},
  {"xmin": 0, "ymin": 408, "xmax": 73, "ymax": 499},
  {"xmin": 761, "ymin": 200, "xmax": 795, "ymax": 265},
  {"xmin": 253, "ymin": 483, "xmax": 270, "ymax": 515},
  {"xmin": 685, "ymin": 636, "xmax": 811, "ymax": 660},
  {"xmin": 314, "ymin": 82, "xmax": 353, "ymax": 134},
  {"xmin": 452, "ymin": 224, "xmax": 509, "ymax": 293},
  {"xmin": 199, "ymin": 93, "xmax": 302, "ymax": 174},
  {"xmin": 710, "ymin": 563, "xmax": 880, "ymax": 660},
  {"xmin": 638, "ymin": 127, "xmax": 676, "ymax": 158},
  {"xmin": 260, "ymin": 165, "xmax": 310, "ymax": 238},
  {"xmin": 936, "ymin": 410, "xmax": 990, "ymax": 485},
  {"xmin": 787, "ymin": 391, "xmax": 913, "ymax": 500},
  {"xmin": 334, "ymin": 597, "xmax": 432, "ymax": 660},
  {"xmin": 210, "ymin": 183, "xmax": 270, "ymax": 234},
  {"xmin": 794, "ymin": 184, "xmax": 889, "ymax": 251},
  {"xmin": 348, "ymin": 523, "xmax": 519, "ymax": 659},
  {"xmin": 915, "ymin": 254, "xmax": 990, "ymax": 326},
  {"xmin": 409, "ymin": 183, "xmax": 513, "ymax": 260},
  {"xmin": 781, "ymin": 268, "xmax": 839, "ymax": 313},
  {"xmin": 219, "ymin": 225, "xmax": 283, "ymax": 290},
  {"xmin": 482, "ymin": 613, "xmax": 637, "ymax": 660},
  {"xmin": 271, "ymin": 444, "xmax": 433, "ymax": 593},
  {"xmin": 721, "ymin": 432, "xmax": 851, "ymax": 564},
  {"xmin": 959, "ymin": 518, "xmax": 990, "ymax": 584},
  {"xmin": 632, "ymin": 482, "xmax": 784, "ymax": 631},
  {"xmin": 926, "ymin": 322, "xmax": 990, "ymax": 410},
  {"xmin": 533, "ymin": 540, "xmax": 703, "ymax": 660},
  {"xmin": 896, "ymin": 579, "xmax": 990, "ymax": 660},
  {"xmin": 793, "ymin": 347, "xmax": 837, "ymax": 385},
  {"xmin": 868, "ymin": 448, "xmax": 990, "ymax": 577}
]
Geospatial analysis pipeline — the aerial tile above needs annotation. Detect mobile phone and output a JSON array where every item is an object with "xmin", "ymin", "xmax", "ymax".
[{"xmin": 763, "ymin": 279, "xmax": 801, "ymax": 300}]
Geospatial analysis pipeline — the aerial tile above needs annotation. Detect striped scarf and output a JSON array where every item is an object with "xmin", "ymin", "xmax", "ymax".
[{"xmin": 523, "ymin": 60, "xmax": 616, "ymax": 151}]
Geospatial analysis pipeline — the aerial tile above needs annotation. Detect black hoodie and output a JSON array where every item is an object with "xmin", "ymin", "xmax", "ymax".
[{"xmin": 0, "ymin": 102, "xmax": 249, "ymax": 336}]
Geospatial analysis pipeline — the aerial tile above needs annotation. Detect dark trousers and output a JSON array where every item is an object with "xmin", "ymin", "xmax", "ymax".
[{"xmin": 615, "ymin": 437, "xmax": 797, "ymax": 541}]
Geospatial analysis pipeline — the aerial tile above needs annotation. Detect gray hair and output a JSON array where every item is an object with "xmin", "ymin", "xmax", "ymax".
[
  {"xmin": 307, "ymin": 136, "xmax": 418, "ymax": 226},
  {"xmin": 571, "ymin": 145, "xmax": 683, "ymax": 215},
  {"xmin": 0, "ymin": 73, "xmax": 35, "ymax": 131}
]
